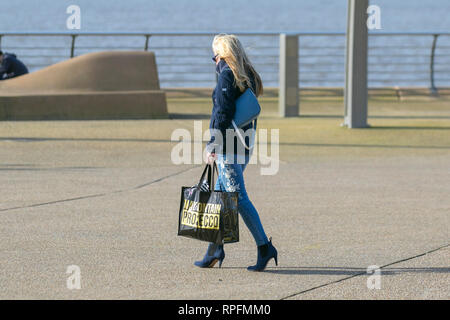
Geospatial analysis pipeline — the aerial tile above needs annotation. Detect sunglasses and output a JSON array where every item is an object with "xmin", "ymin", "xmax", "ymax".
[{"xmin": 212, "ymin": 54, "xmax": 219, "ymax": 62}]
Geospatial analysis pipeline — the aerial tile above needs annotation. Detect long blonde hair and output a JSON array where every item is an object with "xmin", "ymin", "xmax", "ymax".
[{"xmin": 212, "ymin": 34, "xmax": 263, "ymax": 97}]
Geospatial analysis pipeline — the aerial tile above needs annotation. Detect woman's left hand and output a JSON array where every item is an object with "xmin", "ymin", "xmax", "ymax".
[{"xmin": 206, "ymin": 152, "xmax": 216, "ymax": 164}]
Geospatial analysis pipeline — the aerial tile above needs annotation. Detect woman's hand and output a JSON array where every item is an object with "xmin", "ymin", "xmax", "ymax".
[{"xmin": 206, "ymin": 152, "xmax": 216, "ymax": 164}]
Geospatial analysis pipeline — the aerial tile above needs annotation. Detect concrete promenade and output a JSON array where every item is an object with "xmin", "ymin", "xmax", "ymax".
[{"xmin": 0, "ymin": 94, "xmax": 449, "ymax": 299}]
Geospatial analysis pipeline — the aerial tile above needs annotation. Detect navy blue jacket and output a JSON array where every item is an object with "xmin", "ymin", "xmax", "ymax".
[
  {"xmin": 207, "ymin": 59, "xmax": 256, "ymax": 156},
  {"xmin": 0, "ymin": 53, "xmax": 29, "ymax": 80}
]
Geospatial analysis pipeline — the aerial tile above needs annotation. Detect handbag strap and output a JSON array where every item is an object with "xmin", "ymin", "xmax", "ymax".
[{"xmin": 231, "ymin": 118, "xmax": 257, "ymax": 150}]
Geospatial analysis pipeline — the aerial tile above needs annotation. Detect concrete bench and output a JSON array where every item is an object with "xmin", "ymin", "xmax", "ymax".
[{"xmin": 0, "ymin": 51, "xmax": 168, "ymax": 120}]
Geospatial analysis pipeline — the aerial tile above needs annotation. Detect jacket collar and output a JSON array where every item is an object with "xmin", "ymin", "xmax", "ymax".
[{"xmin": 216, "ymin": 59, "xmax": 230, "ymax": 74}]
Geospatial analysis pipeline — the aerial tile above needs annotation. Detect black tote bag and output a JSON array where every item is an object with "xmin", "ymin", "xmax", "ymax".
[{"xmin": 177, "ymin": 162, "xmax": 239, "ymax": 244}]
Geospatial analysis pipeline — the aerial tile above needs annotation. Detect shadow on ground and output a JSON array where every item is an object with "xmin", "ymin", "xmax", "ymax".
[{"xmin": 221, "ymin": 266, "xmax": 450, "ymax": 276}]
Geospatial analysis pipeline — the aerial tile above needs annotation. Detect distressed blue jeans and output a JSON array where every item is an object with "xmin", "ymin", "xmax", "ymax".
[{"xmin": 214, "ymin": 153, "xmax": 268, "ymax": 246}]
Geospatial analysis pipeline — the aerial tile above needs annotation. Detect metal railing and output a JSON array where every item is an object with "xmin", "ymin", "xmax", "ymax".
[{"xmin": 0, "ymin": 31, "xmax": 449, "ymax": 90}]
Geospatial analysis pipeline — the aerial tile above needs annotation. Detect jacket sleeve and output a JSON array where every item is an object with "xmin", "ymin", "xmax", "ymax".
[
  {"xmin": 0, "ymin": 58, "xmax": 10, "ymax": 79},
  {"xmin": 206, "ymin": 70, "xmax": 237, "ymax": 153}
]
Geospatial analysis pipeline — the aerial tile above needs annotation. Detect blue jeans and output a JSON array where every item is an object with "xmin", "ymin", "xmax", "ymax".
[{"xmin": 214, "ymin": 153, "xmax": 268, "ymax": 246}]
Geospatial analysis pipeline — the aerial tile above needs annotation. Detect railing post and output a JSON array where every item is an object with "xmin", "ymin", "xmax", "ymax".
[
  {"xmin": 70, "ymin": 34, "xmax": 77, "ymax": 58},
  {"xmin": 144, "ymin": 34, "xmax": 151, "ymax": 51},
  {"xmin": 278, "ymin": 33, "xmax": 299, "ymax": 117},
  {"xmin": 430, "ymin": 34, "xmax": 439, "ymax": 96},
  {"xmin": 0, "ymin": 35, "xmax": 2, "ymax": 51}
]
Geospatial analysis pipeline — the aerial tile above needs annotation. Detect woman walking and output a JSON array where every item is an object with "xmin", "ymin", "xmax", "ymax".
[{"xmin": 194, "ymin": 34, "xmax": 277, "ymax": 272}]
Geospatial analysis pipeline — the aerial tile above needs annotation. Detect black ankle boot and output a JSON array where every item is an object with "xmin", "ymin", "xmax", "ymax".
[
  {"xmin": 194, "ymin": 243, "xmax": 225, "ymax": 268},
  {"xmin": 247, "ymin": 238, "xmax": 278, "ymax": 272}
]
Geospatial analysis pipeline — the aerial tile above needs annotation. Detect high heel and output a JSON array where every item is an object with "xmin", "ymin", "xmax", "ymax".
[
  {"xmin": 194, "ymin": 243, "xmax": 225, "ymax": 268},
  {"xmin": 247, "ymin": 237, "xmax": 278, "ymax": 272}
]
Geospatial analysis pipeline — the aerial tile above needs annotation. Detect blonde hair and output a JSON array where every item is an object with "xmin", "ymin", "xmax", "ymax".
[{"xmin": 212, "ymin": 34, "xmax": 263, "ymax": 97}]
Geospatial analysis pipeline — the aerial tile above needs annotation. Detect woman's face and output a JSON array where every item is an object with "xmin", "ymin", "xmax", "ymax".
[{"xmin": 212, "ymin": 53, "xmax": 220, "ymax": 65}]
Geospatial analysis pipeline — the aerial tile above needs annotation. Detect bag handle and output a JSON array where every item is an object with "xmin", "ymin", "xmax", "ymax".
[
  {"xmin": 231, "ymin": 118, "xmax": 257, "ymax": 150},
  {"xmin": 198, "ymin": 163, "xmax": 210, "ymax": 185},
  {"xmin": 198, "ymin": 161, "xmax": 219, "ymax": 192},
  {"xmin": 209, "ymin": 161, "xmax": 219, "ymax": 192},
  {"xmin": 212, "ymin": 161, "xmax": 218, "ymax": 190}
]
